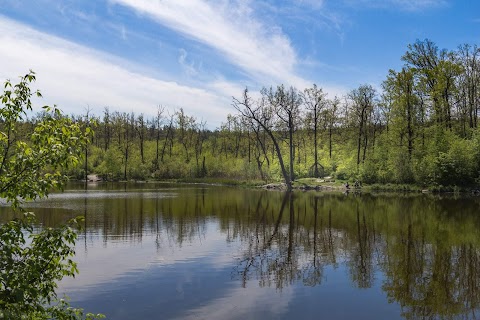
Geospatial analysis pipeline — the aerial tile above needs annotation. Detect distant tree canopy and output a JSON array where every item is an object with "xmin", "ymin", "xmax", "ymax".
[{"xmin": 10, "ymin": 39, "xmax": 480, "ymax": 187}]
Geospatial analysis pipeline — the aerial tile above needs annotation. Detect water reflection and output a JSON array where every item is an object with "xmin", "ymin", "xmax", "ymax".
[{"xmin": 1, "ymin": 183, "xmax": 480, "ymax": 319}]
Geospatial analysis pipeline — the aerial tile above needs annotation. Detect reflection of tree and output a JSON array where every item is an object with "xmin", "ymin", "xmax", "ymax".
[
  {"xmin": 3, "ymin": 186, "xmax": 480, "ymax": 318},
  {"xmin": 163, "ymin": 193, "xmax": 208, "ymax": 248},
  {"xmin": 301, "ymin": 197, "xmax": 325, "ymax": 287},
  {"xmin": 235, "ymin": 191, "xmax": 288, "ymax": 288},
  {"xmin": 348, "ymin": 203, "xmax": 375, "ymax": 288},
  {"xmin": 234, "ymin": 193, "xmax": 336, "ymax": 290},
  {"xmin": 382, "ymin": 211, "xmax": 480, "ymax": 319},
  {"xmin": 230, "ymin": 192, "xmax": 480, "ymax": 319}
]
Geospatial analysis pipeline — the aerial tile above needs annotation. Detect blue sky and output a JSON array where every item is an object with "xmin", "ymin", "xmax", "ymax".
[{"xmin": 0, "ymin": 0, "xmax": 479, "ymax": 128}]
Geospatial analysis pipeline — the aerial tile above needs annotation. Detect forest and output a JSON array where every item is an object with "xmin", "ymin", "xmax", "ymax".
[{"xmin": 12, "ymin": 39, "xmax": 480, "ymax": 189}]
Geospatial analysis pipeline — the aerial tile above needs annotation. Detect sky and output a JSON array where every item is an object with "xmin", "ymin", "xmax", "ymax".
[{"xmin": 0, "ymin": 0, "xmax": 479, "ymax": 128}]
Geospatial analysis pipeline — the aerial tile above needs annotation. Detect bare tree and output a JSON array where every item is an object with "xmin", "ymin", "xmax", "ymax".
[
  {"xmin": 136, "ymin": 113, "xmax": 146, "ymax": 164},
  {"xmin": 154, "ymin": 106, "xmax": 165, "ymax": 169},
  {"xmin": 233, "ymin": 88, "xmax": 292, "ymax": 190},
  {"xmin": 83, "ymin": 106, "xmax": 92, "ymax": 188},
  {"xmin": 103, "ymin": 107, "xmax": 111, "ymax": 151},
  {"xmin": 265, "ymin": 85, "xmax": 302, "ymax": 181}
]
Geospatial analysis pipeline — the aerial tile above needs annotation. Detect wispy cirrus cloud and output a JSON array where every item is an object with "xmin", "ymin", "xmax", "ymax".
[
  {"xmin": 296, "ymin": 0, "xmax": 325, "ymax": 10},
  {"xmin": 0, "ymin": 17, "xmax": 230, "ymax": 127},
  {"xmin": 257, "ymin": 0, "xmax": 345, "ymax": 36},
  {"xmin": 392, "ymin": 0, "xmax": 447, "ymax": 10},
  {"xmin": 109, "ymin": 0, "xmax": 310, "ymax": 88},
  {"xmin": 342, "ymin": 0, "xmax": 447, "ymax": 11},
  {"xmin": 178, "ymin": 49, "xmax": 199, "ymax": 77}
]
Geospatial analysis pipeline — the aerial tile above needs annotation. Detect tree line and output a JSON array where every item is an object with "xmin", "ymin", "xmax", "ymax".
[{"xmin": 11, "ymin": 39, "xmax": 480, "ymax": 189}]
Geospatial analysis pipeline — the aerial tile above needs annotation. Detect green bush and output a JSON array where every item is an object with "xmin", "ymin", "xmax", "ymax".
[{"xmin": 0, "ymin": 72, "xmax": 103, "ymax": 319}]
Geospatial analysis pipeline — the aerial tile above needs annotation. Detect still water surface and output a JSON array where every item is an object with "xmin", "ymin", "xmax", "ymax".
[{"xmin": 3, "ymin": 183, "xmax": 480, "ymax": 319}]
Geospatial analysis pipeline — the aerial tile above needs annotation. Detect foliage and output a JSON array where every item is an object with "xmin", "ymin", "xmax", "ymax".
[
  {"xmin": 7, "ymin": 39, "xmax": 480, "ymax": 190},
  {"xmin": 0, "ymin": 214, "xmax": 103, "ymax": 319},
  {"xmin": 0, "ymin": 72, "xmax": 102, "ymax": 319}
]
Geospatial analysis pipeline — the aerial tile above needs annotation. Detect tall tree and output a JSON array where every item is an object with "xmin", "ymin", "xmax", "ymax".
[
  {"xmin": 456, "ymin": 44, "xmax": 480, "ymax": 132},
  {"xmin": 383, "ymin": 67, "xmax": 419, "ymax": 159},
  {"xmin": 303, "ymin": 84, "xmax": 327, "ymax": 177},
  {"xmin": 349, "ymin": 84, "xmax": 376, "ymax": 166},
  {"xmin": 234, "ymin": 88, "xmax": 292, "ymax": 190},
  {"xmin": 266, "ymin": 85, "xmax": 302, "ymax": 181},
  {"xmin": 136, "ymin": 113, "xmax": 146, "ymax": 164},
  {"xmin": 83, "ymin": 106, "xmax": 92, "ymax": 187},
  {"xmin": 154, "ymin": 106, "xmax": 165, "ymax": 169},
  {"xmin": 102, "ymin": 107, "xmax": 111, "ymax": 151},
  {"xmin": 402, "ymin": 39, "xmax": 461, "ymax": 130},
  {"xmin": 326, "ymin": 96, "xmax": 340, "ymax": 160},
  {"xmin": 176, "ymin": 108, "xmax": 196, "ymax": 163}
]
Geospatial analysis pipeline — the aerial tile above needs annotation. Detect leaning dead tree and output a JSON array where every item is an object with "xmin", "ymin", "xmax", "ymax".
[{"xmin": 233, "ymin": 88, "xmax": 292, "ymax": 190}]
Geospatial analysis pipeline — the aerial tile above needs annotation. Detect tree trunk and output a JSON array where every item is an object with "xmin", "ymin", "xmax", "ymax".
[{"xmin": 289, "ymin": 116, "xmax": 294, "ymax": 182}]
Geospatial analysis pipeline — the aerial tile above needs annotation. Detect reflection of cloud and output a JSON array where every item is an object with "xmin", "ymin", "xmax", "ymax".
[
  {"xmin": 57, "ymin": 222, "xmax": 238, "ymax": 297},
  {"xmin": 177, "ymin": 285, "xmax": 294, "ymax": 320},
  {"xmin": 58, "ymin": 238, "xmax": 155, "ymax": 295}
]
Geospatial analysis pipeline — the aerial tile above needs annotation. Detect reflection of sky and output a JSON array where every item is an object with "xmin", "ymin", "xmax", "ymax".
[
  {"xmin": 177, "ymin": 285, "xmax": 294, "ymax": 320},
  {"xmin": 57, "ymin": 222, "xmax": 239, "ymax": 294},
  {"xmin": 1, "ymin": 186, "xmax": 409, "ymax": 319},
  {"xmin": 57, "ymin": 220, "xmax": 402, "ymax": 320},
  {"xmin": 5, "ymin": 184, "xmax": 480, "ymax": 319},
  {"xmin": 284, "ymin": 267, "xmax": 399, "ymax": 320},
  {"xmin": 59, "ymin": 222, "xmax": 297, "ymax": 319}
]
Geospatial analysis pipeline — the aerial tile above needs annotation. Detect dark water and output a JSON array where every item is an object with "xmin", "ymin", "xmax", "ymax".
[{"xmin": 2, "ymin": 183, "xmax": 480, "ymax": 319}]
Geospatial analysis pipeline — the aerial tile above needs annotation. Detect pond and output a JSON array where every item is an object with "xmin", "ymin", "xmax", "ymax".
[{"xmin": 2, "ymin": 182, "xmax": 480, "ymax": 319}]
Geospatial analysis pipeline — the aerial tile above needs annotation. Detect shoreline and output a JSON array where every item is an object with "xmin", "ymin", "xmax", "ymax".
[{"xmin": 78, "ymin": 176, "xmax": 480, "ymax": 195}]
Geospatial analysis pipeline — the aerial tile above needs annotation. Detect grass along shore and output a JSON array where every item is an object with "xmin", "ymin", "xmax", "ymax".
[{"xmin": 84, "ymin": 175, "xmax": 480, "ymax": 194}]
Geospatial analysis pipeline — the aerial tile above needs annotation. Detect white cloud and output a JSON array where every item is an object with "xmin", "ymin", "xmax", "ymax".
[
  {"xmin": 209, "ymin": 79, "xmax": 250, "ymax": 101},
  {"xmin": 121, "ymin": 25, "xmax": 127, "ymax": 41},
  {"xmin": 343, "ymin": 0, "xmax": 447, "ymax": 11},
  {"xmin": 392, "ymin": 0, "xmax": 447, "ymax": 10},
  {"xmin": 297, "ymin": 0, "xmax": 325, "ymax": 10},
  {"xmin": 178, "ymin": 48, "xmax": 198, "ymax": 77},
  {"xmin": 0, "ymin": 17, "xmax": 230, "ymax": 127},
  {"xmin": 109, "ymin": 0, "xmax": 311, "ymax": 88}
]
